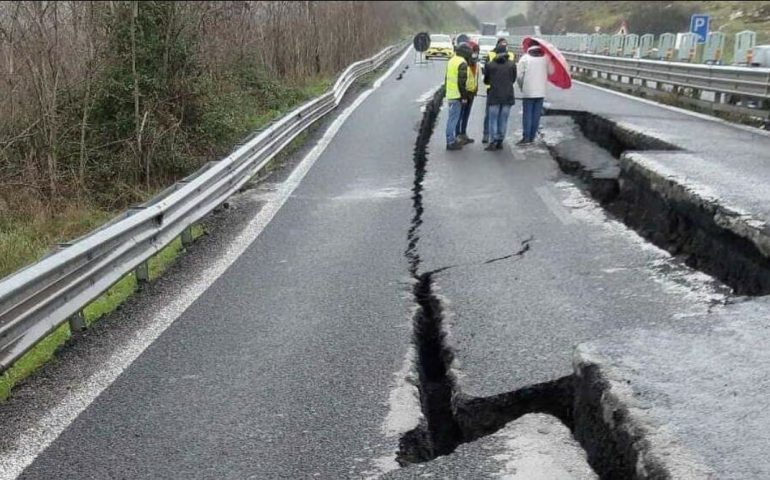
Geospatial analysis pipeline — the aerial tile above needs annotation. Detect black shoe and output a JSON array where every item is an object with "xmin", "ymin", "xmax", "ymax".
[
  {"xmin": 482, "ymin": 136, "xmax": 489, "ymax": 144},
  {"xmin": 464, "ymin": 136, "xmax": 476, "ymax": 144},
  {"xmin": 515, "ymin": 138, "xmax": 528, "ymax": 146},
  {"xmin": 484, "ymin": 142, "xmax": 497, "ymax": 151},
  {"xmin": 446, "ymin": 141, "xmax": 463, "ymax": 151},
  {"xmin": 494, "ymin": 141, "xmax": 504, "ymax": 150}
]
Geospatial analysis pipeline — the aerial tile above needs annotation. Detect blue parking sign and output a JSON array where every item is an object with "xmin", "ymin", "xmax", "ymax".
[{"xmin": 690, "ymin": 14, "xmax": 710, "ymax": 44}]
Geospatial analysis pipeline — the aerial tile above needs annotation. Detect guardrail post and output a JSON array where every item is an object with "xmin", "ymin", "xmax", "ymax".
[
  {"xmin": 181, "ymin": 226, "xmax": 194, "ymax": 247},
  {"xmin": 69, "ymin": 311, "xmax": 86, "ymax": 334},
  {"xmin": 135, "ymin": 261, "xmax": 150, "ymax": 284}
]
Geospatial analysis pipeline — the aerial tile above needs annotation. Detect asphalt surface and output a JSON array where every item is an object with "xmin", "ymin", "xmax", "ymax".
[
  {"xmin": 6, "ymin": 60, "xmax": 763, "ymax": 479},
  {"xmin": 385, "ymin": 414, "xmax": 596, "ymax": 479},
  {"xmin": 16, "ymin": 56, "xmax": 445, "ymax": 479},
  {"xmin": 547, "ymin": 82, "xmax": 770, "ymax": 226},
  {"xmin": 577, "ymin": 295, "xmax": 770, "ymax": 479},
  {"xmin": 419, "ymin": 99, "xmax": 730, "ymax": 398}
]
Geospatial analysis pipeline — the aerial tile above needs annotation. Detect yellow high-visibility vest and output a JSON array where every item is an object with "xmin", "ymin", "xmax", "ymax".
[
  {"xmin": 445, "ymin": 55, "xmax": 467, "ymax": 100},
  {"xmin": 467, "ymin": 65, "xmax": 477, "ymax": 93}
]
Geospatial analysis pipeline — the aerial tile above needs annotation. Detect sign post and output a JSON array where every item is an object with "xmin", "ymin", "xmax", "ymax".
[{"xmin": 690, "ymin": 14, "xmax": 710, "ymax": 44}]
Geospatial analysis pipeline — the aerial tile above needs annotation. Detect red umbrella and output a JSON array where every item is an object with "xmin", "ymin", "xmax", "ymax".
[{"xmin": 522, "ymin": 36, "xmax": 572, "ymax": 89}]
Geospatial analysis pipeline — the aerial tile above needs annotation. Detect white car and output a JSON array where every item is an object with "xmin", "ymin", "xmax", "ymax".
[{"xmin": 478, "ymin": 35, "xmax": 498, "ymax": 60}]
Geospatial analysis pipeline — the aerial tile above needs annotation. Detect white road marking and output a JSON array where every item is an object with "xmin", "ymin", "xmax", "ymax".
[
  {"xmin": 535, "ymin": 185, "xmax": 578, "ymax": 225},
  {"xmin": 0, "ymin": 46, "xmax": 410, "ymax": 480}
]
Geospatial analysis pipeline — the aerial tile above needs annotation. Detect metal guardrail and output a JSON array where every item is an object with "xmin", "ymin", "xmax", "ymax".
[
  {"xmin": 564, "ymin": 52, "xmax": 770, "ymax": 100},
  {"xmin": 0, "ymin": 43, "xmax": 404, "ymax": 373},
  {"xmin": 562, "ymin": 51, "xmax": 770, "ymax": 117}
]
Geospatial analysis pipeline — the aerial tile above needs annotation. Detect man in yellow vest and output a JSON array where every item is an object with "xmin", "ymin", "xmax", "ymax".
[
  {"xmin": 445, "ymin": 42, "xmax": 473, "ymax": 151},
  {"xmin": 455, "ymin": 40, "xmax": 480, "ymax": 145},
  {"xmin": 482, "ymin": 38, "xmax": 516, "ymax": 144}
]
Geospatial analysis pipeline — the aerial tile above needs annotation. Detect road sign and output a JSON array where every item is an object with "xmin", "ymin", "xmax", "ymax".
[
  {"xmin": 413, "ymin": 32, "xmax": 430, "ymax": 53},
  {"xmin": 690, "ymin": 14, "xmax": 710, "ymax": 44}
]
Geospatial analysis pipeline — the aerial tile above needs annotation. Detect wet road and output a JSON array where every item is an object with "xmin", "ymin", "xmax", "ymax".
[
  {"xmin": 5, "ymin": 59, "xmax": 742, "ymax": 479},
  {"xmin": 16, "ymin": 54, "xmax": 444, "ymax": 479}
]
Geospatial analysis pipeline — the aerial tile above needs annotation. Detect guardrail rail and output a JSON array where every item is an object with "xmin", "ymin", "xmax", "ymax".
[
  {"xmin": 0, "ymin": 43, "xmax": 405, "ymax": 373},
  {"xmin": 563, "ymin": 51, "xmax": 770, "ymax": 116}
]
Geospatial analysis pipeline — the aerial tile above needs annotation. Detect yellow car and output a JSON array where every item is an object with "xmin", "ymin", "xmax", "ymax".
[{"xmin": 426, "ymin": 34, "xmax": 454, "ymax": 59}]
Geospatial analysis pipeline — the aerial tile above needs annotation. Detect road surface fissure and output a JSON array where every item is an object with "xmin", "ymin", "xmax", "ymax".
[
  {"xmin": 545, "ymin": 109, "xmax": 770, "ymax": 295},
  {"xmin": 396, "ymin": 87, "xmax": 595, "ymax": 474}
]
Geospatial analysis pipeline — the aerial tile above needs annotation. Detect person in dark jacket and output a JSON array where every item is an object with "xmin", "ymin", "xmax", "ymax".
[{"xmin": 483, "ymin": 43, "xmax": 517, "ymax": 151}]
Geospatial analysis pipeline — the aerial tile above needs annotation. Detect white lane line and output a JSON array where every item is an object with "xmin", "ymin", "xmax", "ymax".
[
  {"xmin": 0, "ymin": 46, "xmax": 410, "ymax": 480},
  {"xmin": 535, "ymin": 186, "xmax": 577, "ymax": 225},
  {"xmin": 574, "ymin": 80, "xmax": 770, "ymax": 138}
]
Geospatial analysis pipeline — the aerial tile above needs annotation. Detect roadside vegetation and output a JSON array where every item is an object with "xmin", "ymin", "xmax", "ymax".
[{"xmin": 0, "ymin": 1, "xmax": 477, "ymax": 400}]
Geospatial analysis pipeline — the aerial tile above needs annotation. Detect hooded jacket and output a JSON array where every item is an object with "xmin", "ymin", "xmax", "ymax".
[
  {"xmin": 483, "ymin": 50, "xmax": 517, "ymax": 106},
  {"xmin": 516, "ymin": 46, "xmax": 555, "ymax": 99}
]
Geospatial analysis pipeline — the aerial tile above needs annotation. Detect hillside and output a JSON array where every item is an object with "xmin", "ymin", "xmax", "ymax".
[
  {"xmin": 528, "ymin": 1, "xmax": 770, "ymax": 44},
  {"xmin": 457, "ymin": 1, "xmax": 530, "ymax": 26},
  {"xmin": 402, "ymin": 1, "xmax": 479, "ymax": 34}
]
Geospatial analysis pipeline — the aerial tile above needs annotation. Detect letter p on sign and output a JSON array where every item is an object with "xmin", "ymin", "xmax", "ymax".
[{"xmin": 690, "ymin": 14, "xmax": 710, "ymax": 44}]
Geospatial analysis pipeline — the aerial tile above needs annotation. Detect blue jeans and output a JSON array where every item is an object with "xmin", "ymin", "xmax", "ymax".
[
  {"xmin": 456, "ymin": 95, "xmax": 474, "ymax": 136},
  {"xmin": 522, "ymin": 98, "xmax": 544, "ymax": 142},
  {"xmin": 483, "ymin": 103, "xmax": 490, "ymax": 139},
  {"xmin": 487, "ymin": 104, "xmax": 512, "ymax": 142},
  {"xmin": 446, "ymin": 99, "xmax": 463, "ymax": 145}
]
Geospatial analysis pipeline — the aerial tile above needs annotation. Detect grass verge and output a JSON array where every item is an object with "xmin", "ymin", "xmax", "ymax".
[
  {"xmin": 0, "ymin": 74, "xmax": 334, "ymax": 402},
  {"xmin": 0, "ymin": 224, "xmax": 206, "ymax": 401}
]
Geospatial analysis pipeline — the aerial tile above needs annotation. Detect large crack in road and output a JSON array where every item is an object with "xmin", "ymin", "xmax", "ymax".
[
  {"xmin": 544, "ymin": 109, "xmax": 770, "ymax": 296},
  {"xmin": 396, "ymin": 88, "xmax": 589, "ymax": 473},
  {"xmin": 392, "ymin": 83, "xmax": 770, "ymax": 480}
]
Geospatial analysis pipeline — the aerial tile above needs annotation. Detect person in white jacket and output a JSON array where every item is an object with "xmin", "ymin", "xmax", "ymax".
[{"xmin": 516, "ymin": 42, "xmax": 555, "ymax": 144}]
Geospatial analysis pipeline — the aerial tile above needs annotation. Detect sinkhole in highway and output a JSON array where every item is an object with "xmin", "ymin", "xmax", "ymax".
[{"xmin": 544, "ymin": 109, "xmax": 770, "ymax": 295}]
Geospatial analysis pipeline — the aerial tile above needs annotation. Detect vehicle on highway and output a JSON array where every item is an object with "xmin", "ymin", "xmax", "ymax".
[
  {"xmin": 478, "ymin": 35, "xmax": 498, "ymax": 60},
  {"xmin": 481, "ymin": 22, "xmax": 496, "ymax": 36},
  {"xmin": 426, "ymin": 33, "xmax": 454, "ymax": 59}
]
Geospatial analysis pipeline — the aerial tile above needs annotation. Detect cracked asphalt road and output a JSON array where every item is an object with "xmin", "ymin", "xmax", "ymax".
[
  {"xmin": 418, "ymin": 100, "xmax": 730, "ymax": 398},
  {"xmin": 3, "ymin": 57, "xmax": 742, "ymax": 479},
  {"xmin": 14, "ymin": 57, "xmax": 445, "ymax": 480}
]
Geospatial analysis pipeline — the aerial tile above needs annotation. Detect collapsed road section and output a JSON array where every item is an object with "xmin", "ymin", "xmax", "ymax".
[
  {"xmin": 391, "ymin": 82, "xmax": 766, "ymax": 479},
  {"xmin": 543, "ymin": 110, "xmax": 770, "ymax": 295}
]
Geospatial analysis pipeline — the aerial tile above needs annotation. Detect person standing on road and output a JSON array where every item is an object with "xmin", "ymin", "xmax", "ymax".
[
  {"xmin": 455, "ymin": 41, "xmax": 480, "ymax": 145},
  {"xmin": 482, "ymin": 38, "xmax": 515, "ymax": 144},
  {"xmin": 445, "ymin": 42, "xmax": 473, "ymax": 151},
  {"xmin": 516, "ymin": 41, "xmax": 554, "ymax": 144},
  {"xmin": 483, "ymin": 42, "xmax": 517, "ymax": 151}
]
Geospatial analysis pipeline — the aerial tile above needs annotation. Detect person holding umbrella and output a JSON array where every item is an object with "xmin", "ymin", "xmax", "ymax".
[{"xmin": 516, "ymin": 37, "xmax": 572, "ymax": 144}]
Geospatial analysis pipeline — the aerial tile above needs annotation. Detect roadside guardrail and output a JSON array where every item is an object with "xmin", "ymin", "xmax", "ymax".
[
  {"xmin": 0, "ymin": 43, "xmax": 405, "ymax": 373},
  {"xmin": 563, "ymin": 51, "xmax": 770, "ymax": 117}
]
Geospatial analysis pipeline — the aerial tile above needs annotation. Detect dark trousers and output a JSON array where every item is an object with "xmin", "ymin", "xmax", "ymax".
[
  {"xmin": 522, "ymin": 97, "xmax": 544, "ymax": 142},
  {"xmin": 456, "ymin": 95, "xmax": 475, "ymax": 136}
]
